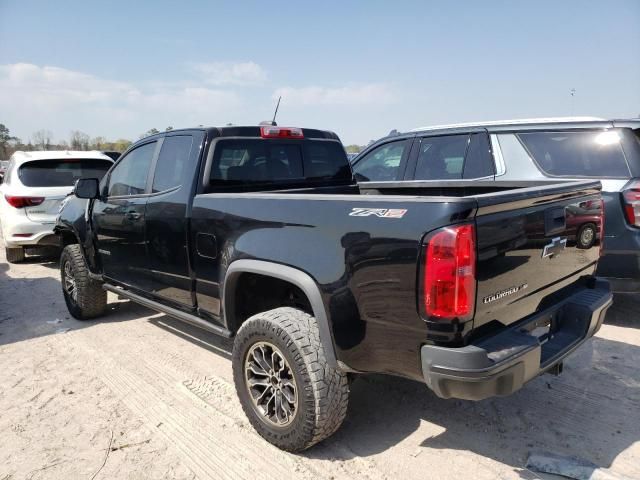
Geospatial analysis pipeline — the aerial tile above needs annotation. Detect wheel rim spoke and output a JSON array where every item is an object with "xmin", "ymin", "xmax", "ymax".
[
  {"xmin": 246, "ymin": 362, "xmax": 269, "ymax": 377},
  {"xmin": 244, "ymin": 341, "xmax": 298, "ymax": 427},
  {"xmin": 247, "ymin": 377, "xmax": 271, "ymax": 388},
  {"xmin": 253, "ymin": 345, "xmax": 273, "ymax": 373},
  {"xmin": 281, "ymin": 385, "xmax": 296, "ymax": 404},
  {"xmin": 63, "ymin": 261, "xmax": 77, "ymax": 302}
]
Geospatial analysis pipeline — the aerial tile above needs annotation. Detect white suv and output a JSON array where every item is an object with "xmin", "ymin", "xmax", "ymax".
[{"xmin": 0, "ymin": 150, "xmax": 113, "ymax": 262}]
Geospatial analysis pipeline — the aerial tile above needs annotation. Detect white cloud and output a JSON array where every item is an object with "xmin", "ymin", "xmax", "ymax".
[
  {"xmin": 191, "ymin": 61, "xmax": 267, "ymax": 86},
  {"xmin": 0, "ymin": 63, "xmax": 244, "ymax": 140},
  {"xmin": 0, "ymin": 63, "xmax": 135, "ymax": 107},
  {"xmin": 272, "ymin": 83, "xmax": 396, "ymax": 107}
]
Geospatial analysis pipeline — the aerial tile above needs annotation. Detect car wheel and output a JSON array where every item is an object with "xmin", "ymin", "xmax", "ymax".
[
  {"xmin": 60, "ymin": 244, "xmax": 107, "ymax": 320},
  {"xmin": 232, "ymin": 307, "xmax": 349, "ymax": 452},
  {"xmin": 577, "ymin": 223, "xmax": 597, "ymax": 249},
  {"xmin": 5, "ymin": 247, "xmax": 25, "ymax": 263}
]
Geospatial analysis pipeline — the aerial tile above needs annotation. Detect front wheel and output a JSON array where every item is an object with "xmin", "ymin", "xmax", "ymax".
[
  {"xmin": 60, "ymin": 244, "xmax": 107, "ymax": 320},
  {"xmin": 232, "ymin": 307, "xmax": 349, "ymax": 452}
]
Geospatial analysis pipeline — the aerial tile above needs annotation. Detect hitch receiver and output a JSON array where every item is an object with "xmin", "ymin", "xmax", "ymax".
[{"xmin": 547, "ymin": 362, "xmax": 563, "ymax": 376}]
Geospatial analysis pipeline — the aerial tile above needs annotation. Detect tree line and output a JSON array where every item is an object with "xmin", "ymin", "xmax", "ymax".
[
  {"xmin": 0, "ymin": 123, "xmax": 174, "ymax": 159},
  {"xmin": 1, "ymin": 122, "xmax": 382, "ymax": 159}
]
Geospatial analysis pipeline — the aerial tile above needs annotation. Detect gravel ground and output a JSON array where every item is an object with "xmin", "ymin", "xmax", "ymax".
[{"xmin": 0, "ymin": 247, "xmax": 639, "ymax": 480}]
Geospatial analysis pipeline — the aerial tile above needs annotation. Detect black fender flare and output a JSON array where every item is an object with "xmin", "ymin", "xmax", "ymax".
[
  {"xmin": 53, "ymin": 224, "xmax": 82, "ymax": 249},
  {"xmin": 223, "ymin": 259, "xmax": 339, "ymax": 370}
]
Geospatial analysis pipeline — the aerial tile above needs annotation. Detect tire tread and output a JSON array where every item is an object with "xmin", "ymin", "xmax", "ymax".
[
  {"xmin": 233, "ymin": 307, "xmax": 349, "ymax": 451},
  {"xmin": 61, "ymin": 244, "xmax": 107, "ymax": 320}
]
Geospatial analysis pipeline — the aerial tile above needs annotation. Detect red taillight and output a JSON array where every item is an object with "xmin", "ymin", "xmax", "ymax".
[
  {"xmin": 622, "ymin": 180, "xmax": 640, "ymax": 227},
  {"xmin": 260, "ymin": 126, "xmax": 304, "ymax": 139},
  {"xmin": 4, "ymin": 195, "xmax": 45, "ymax": 208},
  {"xmin": 423, "ymin": 224, "xmax": 476, "ymax": 321}
]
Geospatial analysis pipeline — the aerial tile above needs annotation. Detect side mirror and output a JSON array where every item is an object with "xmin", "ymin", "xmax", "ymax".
[{"xmin": 74, "ymin": 178, "xmax": 100, "ymax": 199}]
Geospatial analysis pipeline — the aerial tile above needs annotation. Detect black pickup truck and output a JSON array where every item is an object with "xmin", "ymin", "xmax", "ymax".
[{"xmin": 55, "ymin": 125, "xmax": 612, "ymax": 451}]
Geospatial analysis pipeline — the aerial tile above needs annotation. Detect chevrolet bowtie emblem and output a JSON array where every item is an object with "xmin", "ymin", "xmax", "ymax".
[{"xmin": 542, "ymin": 237, "xmax": 567, "ymax": 258}]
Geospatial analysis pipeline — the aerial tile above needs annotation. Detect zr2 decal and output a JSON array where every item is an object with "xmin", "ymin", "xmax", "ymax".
[{"xmin": 349, "ymin": 208, "xmax": 408, "ymax": 218}]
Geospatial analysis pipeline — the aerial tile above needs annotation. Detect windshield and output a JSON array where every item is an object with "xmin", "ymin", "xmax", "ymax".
[
  {"xmin": 517, "ymin": 130, "xmax": 631, "ymax": 178},
  {"xmin": 18, "ymin": 159, "xmax": 113, "ymax": 187}
]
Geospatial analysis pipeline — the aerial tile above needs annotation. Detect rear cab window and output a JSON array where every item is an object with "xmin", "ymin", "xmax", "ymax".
[
  {"xmin": 516, "ymin": 130, "xmax": 632, "ymax": 178},
  {"xmin": 208, "ymin": 139, "xmax": 351, "ymax": 191},
  {"xmin": 18, "ymin": 159, "xmax": 112, "ymax": 187}
]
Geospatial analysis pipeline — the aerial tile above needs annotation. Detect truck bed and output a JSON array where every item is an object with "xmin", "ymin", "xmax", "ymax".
[{"xmin": 191, "ymin": 179, "xmax": 603, "ymax": 380}]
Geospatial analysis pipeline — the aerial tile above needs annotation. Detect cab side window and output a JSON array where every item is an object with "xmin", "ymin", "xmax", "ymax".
[
  {"xmin": 107, "ymin": 141, "xmax": 156, "ymax": 197},
  {"xmin": 413, "ymin": 133, "xmax": 495, "ymax": 180},
  {"xmin": 152, "ymin": 136, "xmax": 193, "ymax": 193},
  {"xmin": 414, "ymin": 135, "xmax": 469, "ymax": 180},
  {"xmin": 352, "ymin": 139, "xmax": 409, "ymax": 181}
]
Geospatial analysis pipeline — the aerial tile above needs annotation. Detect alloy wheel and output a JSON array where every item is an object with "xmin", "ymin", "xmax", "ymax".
[
  {"xmin": 63, "ymin": 261, "xmax": 78, "ymax": 303},
  {"xmin": 244, "ymin": 341, "xmax": 298, "ymax": 427}
]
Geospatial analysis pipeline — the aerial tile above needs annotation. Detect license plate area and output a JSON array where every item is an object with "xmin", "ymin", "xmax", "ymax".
[{"xmin": 519, "ymin": 313, "xmax": 554, "ymax": 345}]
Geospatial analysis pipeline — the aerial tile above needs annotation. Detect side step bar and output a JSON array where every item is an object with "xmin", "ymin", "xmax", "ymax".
[{"xmin": 103, "ymin": 283, "xmax": 233, "ymax": 338}]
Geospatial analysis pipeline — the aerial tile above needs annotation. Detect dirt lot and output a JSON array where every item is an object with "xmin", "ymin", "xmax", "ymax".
[{"xmin": 1, "ymin": 247, "xmax": 639, "ymax": 480}]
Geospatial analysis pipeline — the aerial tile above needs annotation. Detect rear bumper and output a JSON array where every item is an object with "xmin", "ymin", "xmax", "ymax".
[
  {"xmin": 1, "ymin": 216, "xmax": 58, "ymax": 248},
  {"xmin": 3, "ymin": 228, "xmax": 59, "ymax": 248},
  {"xmin": 597, "ymin": 227, "xmax": 640, "ymax": 287},
  {"xmin": 421, "ymin": 280, "xmax": 612, "ymax": 401},
  {"xmin": 597, "ymin": 249, "xmax": 640, "ymax": 291}
]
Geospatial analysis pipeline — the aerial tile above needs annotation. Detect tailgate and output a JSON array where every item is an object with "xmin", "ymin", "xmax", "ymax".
[
  {"xmin": 23, "ymin": 187, "xmax": 72, "ymax": 224},
  {"xmin": 473, "ymin": 181, "xmax": 603, "ymax": 330},
  {"xmin": 26, "ymin": 195, "xmax": 68, "ymax": 223}
]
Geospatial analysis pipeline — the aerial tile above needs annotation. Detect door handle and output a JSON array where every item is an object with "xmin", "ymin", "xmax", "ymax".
[{"xmin": 125, "ymin": 211, "xmax": 141, "ymax": 220}]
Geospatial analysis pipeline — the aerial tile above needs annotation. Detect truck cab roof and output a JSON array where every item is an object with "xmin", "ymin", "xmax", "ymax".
[{"xmin": 139, "ymin": 126, "xmax": 341, "ymax": 142}]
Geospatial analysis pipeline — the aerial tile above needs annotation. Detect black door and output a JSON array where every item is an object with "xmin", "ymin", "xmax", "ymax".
[
  {"xmin": 145, "ymin": 132, "xmax": 202, "ymax": 309},
  {"xmin": 93, "ymin": 140, "xmax": 158, "ymax": 290}
]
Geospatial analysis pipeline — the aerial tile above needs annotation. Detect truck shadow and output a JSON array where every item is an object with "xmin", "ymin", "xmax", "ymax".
[
  {"xmin": 148, "ymin": 299, "xmax": 639, "ymax": 473},
  {"xmin": 0, "ymin": 272, "xmax": 86, "ymax": 346},
  {"xmin": 605, "ymin": 293, "xmax": 640, "ymax": 329},
  {"xmin": 140, "ymin": 295, "xmax": 639, "ymax": 473},
  {"xmin": 0, "ymin": 267, "xmax": 153, "ymax": 347},
  {"xmin": 308, "ymin": 335, "xmax": 639, "ymax": 475},
  {"xmin": 148, "ymin": 316, "xmax": 233, "ymax": 360}
]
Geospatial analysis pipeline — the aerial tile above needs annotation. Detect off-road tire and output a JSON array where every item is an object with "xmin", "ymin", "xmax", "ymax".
[
  {"xmin": 232, "ymin": 307, "xmax": 349, "ymax": 452},
  {"xmin": 5, "ymin": 247, "xmax": 25, "ymax": 263},
  {"xmin": 60, "ymin": 244, "xmax": 107, "ymax": 320}
]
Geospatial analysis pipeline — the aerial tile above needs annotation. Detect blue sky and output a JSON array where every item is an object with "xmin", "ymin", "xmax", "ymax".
[{"xmin": 1, "ymin": 0, "xmax": 639, "ymax": 145}]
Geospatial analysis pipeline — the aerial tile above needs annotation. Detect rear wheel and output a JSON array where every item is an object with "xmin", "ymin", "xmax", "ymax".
[
  {"xmin": 232, "ymin": 307, "xmax": 349, "ymax": 452},
  {"xmin": 60, "ymin": 244, "xmax": 107, "ymax": 320},
  {"xmin": 577, "ymin": 223, "xmax": 597, "ymax": 249},
  {"xmin": 5, "ymin": 247, "xmax": 25, "ymax": 263}
]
